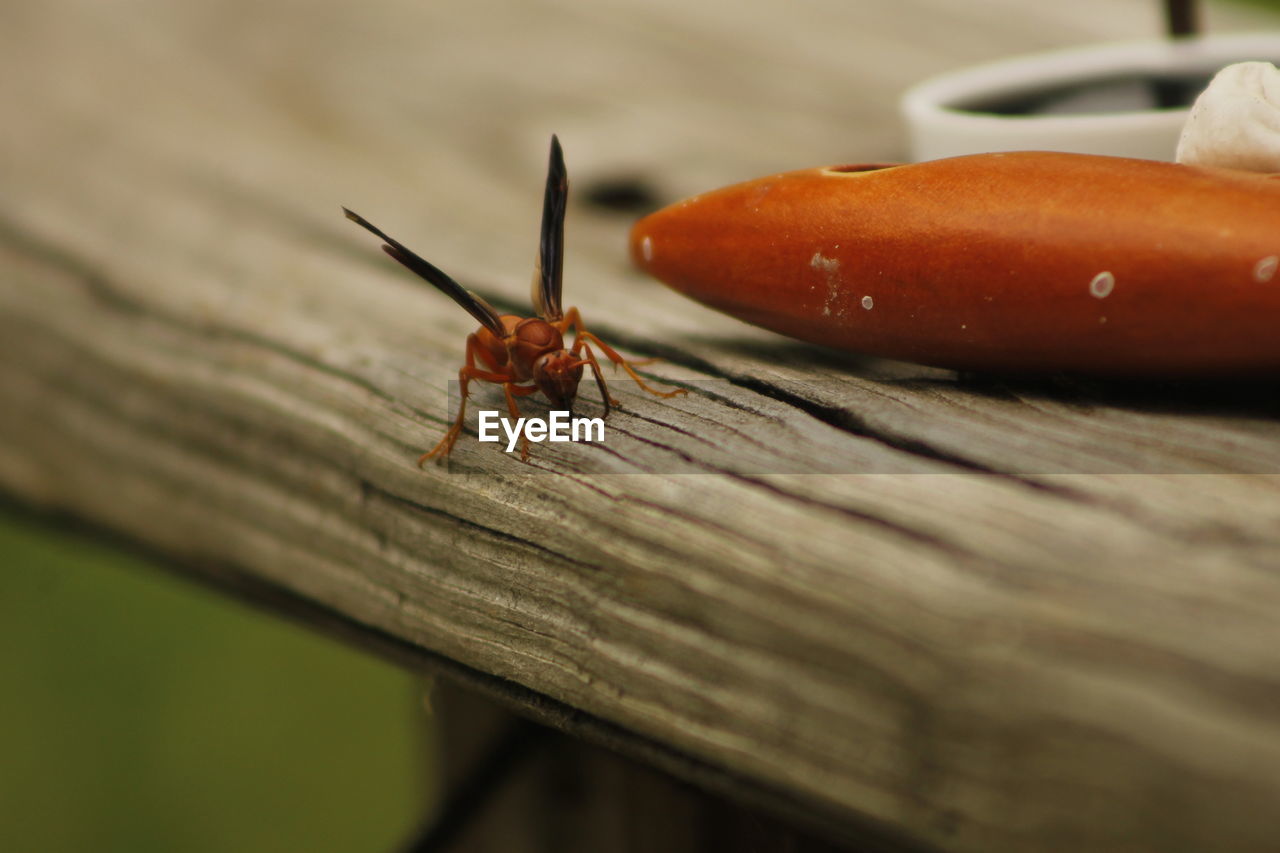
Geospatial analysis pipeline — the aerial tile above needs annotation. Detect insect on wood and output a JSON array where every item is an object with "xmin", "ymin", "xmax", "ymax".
[{"xmin": 345, "ymin": 136, "xmax": 684, "ymax": 463}]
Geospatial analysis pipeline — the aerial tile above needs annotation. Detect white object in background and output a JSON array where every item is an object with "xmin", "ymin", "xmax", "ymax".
[
  {"xmin": 1176, "ymin": 61, "xmax": 1280, "ymax": 171},
  {"xmin": 901, "ymin": 34, "xmax": 1280, "ymax": 162}
]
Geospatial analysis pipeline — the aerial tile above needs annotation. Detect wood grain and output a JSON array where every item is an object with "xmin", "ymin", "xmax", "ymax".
[{"xmin": 4, "ymin": 1, "xmax": 1280, "ymax": 850}]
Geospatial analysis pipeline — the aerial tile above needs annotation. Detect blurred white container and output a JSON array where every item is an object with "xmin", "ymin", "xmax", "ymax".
[{"xmin": 901, "ymin": 33, "xmax": 1280, "ymax": 161}]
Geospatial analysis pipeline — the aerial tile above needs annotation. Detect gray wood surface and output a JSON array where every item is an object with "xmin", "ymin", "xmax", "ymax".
[{"xmin": 5, "ymin": 0, "xmax": 1280, "ymax": 850}]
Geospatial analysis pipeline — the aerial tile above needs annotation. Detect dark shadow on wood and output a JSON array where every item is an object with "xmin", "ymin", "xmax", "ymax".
[{"xmin": 415, "ymin": 684, "xmax": 874, "ymax": 852}]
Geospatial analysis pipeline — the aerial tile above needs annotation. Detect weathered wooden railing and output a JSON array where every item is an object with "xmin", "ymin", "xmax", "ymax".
[{"xmin": 5, "ymin": 0, "xmax": 1280, "ymax": 849}]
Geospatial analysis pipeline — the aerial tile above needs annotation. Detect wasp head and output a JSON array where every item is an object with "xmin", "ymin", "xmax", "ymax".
[{"xmin": 532, "ymin": 350, "xmax": 586, "ymax": 411}]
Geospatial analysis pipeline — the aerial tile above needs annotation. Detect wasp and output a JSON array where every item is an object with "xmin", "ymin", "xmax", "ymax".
[{"xmin": 345, "ymin": 136, "xmax": 684, "ymax": 463}]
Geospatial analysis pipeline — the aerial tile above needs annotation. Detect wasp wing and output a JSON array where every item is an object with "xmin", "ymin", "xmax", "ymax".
[
  {"xmin": 343, "ymin": 207, "xmax": 507, "ymax": 339},
  {"xmin": 531, "ymin": 135, "xmax": 567, "ymax": 322}
]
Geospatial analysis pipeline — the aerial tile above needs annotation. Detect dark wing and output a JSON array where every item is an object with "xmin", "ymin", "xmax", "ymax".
[
  {"xmin": 343, "ymin": 207, "xmax": 507, "ymax": 338},
  {"xmin": 531, "ymin": 134, "xmax": 568, "ymax": 322}
]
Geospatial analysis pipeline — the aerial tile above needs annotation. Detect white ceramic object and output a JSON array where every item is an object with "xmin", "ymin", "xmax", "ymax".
[
  {"xmin": 901, "ymin": 33, "xmax": 1280, "ymax": 162},
  {"xmin": 1177, "ymin": 61, "xmax": 1280, "ymax": 169}
]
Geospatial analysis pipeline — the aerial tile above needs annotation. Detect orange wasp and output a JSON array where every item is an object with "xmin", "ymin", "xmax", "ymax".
[{"xmin": 345, "ymin": 135, "xmax": 683, "ymax": 463}]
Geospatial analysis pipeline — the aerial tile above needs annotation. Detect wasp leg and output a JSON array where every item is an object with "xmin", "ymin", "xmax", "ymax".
[
  {"xmin": 617, "ymin": 355, "xmax": 659, "ymax": 367},
  {"xmin": 561, "ymin": 307, "xmax": 686, "ymax": 400},
  {"xmin": 502, "ymin": 382, "xmax": 540, "ymax": 461},
  {"xmin": 420, "ymin": 334, "xmax": 511, "ymax": 466},
  {"xmin": 572, "ymin": 339, "xmax": 619, "ymax": 416}
]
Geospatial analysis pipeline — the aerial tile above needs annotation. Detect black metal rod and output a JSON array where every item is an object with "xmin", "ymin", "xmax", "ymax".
[{"xmin": 1165, "ymin": 0, "xmax": 1200, "ymax": 39}]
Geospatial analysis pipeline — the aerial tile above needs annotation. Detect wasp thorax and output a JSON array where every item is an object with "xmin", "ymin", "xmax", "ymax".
[
  {"xmin": 508, "ymin": 318, "xmax": 563, "ymax": 376},
  {"xmin": 515, "ymin": 317, "xmax": 560, "ymax": 348},
  {"xmin": 533, "ymin": 350, "xmax": 585, "ymax": 410}
]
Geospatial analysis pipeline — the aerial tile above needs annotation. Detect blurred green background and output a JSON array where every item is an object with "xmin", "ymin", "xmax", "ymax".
[{"xmin": 0, "ymin": 507, "xmax": 429, "ymax": 853}]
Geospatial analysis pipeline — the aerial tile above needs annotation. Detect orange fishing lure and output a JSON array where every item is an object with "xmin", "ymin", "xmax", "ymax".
[{"xmin": 630, "ymin": 152, "xmax": 1280, "ymax": 375}]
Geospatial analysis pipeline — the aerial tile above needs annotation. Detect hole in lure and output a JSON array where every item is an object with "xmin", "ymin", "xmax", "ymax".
[{"xmin": 821, "ymin": 163, "xmax": 902, "ymax": 176}]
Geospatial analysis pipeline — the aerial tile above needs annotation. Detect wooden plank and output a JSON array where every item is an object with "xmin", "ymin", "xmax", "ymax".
[
  {"xmin": 4, "ymin": 1, "xmax": 1280, "ymax": 850},
  {"xmin": 423, "ymin": 683, "xmax": 854, "ymax": 852},
  {"xmin": 422, "ymin": 683, "xmax": 859, "ymax": 853}
]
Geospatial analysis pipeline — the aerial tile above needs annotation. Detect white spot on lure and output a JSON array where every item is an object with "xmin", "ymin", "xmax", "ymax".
[
  {"xmin": 1255, "ymin": 255, "xmax": 1278, "ymax": 282},
  {"xmin": 861, "ymin": 295, "xmax": 874, "ymax": 310},
  {"xmin": 641, "ymin": 236, "xmax": 653, "ymax": 262},
  {"xmin": 809, "ymin": 252, "xmax": 840, "ymax": 273},
  {"xmin": 1089, "ymin": 271, "xmax": 1115, "ymax": 299},
  {"xmin": 810, "ymin": 251, "xmax": 841, "ymax": 316}
]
